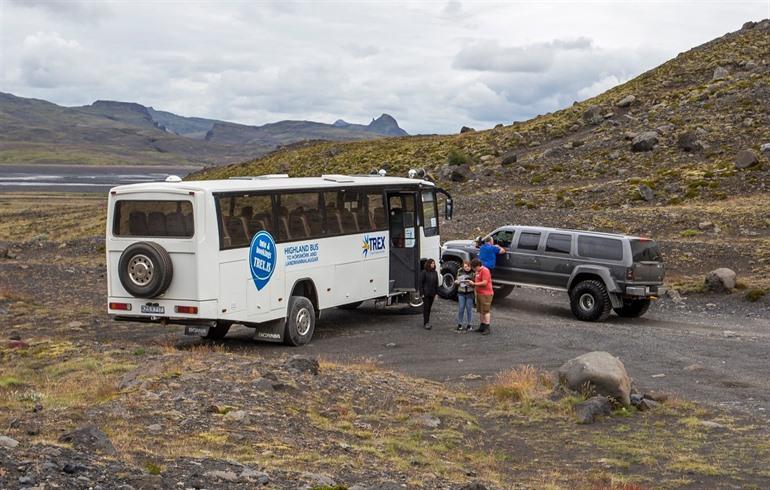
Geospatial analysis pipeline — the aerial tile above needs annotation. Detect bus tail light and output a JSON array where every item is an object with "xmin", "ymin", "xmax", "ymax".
[
  {"xmin": 109, "ymin": 302, "xmax": 132, "ymax": 311},
  {"xmin": 175, "ymin": 305, "xmax": 198, "ymax": 314}
]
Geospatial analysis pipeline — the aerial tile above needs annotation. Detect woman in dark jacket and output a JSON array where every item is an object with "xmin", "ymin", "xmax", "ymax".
[{"xmin": 419, "ymin": 259, "xmax": 439, "ymax": 330}]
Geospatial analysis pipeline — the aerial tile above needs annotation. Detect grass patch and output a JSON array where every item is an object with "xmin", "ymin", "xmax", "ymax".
[
  {"xmin": 745, "ymin": 288, "xmax": 766, "ymax": 302},
  {"xmin": 485, "ymin": 365, "xmax": 553, "ymax": 404}
]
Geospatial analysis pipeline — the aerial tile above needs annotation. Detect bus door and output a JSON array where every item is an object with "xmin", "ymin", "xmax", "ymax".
[{"xmin": 386, "ymin": 191, "xmax": 420, "ymax": 291}]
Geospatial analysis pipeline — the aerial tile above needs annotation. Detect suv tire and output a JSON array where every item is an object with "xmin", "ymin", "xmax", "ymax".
[
  {"xmin": 118, "ymin": 241, "xmax": 173, "ymax": 298},
  {"xmin": 614, "ymin": 298, "xmax": 651, "ymax": 318},
  {"xmin": 203, "ymin": 321, "xmax": 231, "ymax": 340},
  {"xmin": 569, "ymin": 279, "xmax": 612, "ymax": 322},
  {"xmin": 494, "ymin": 284, "xmax": 514, "ymax": 300},
  {"xmin": 437, "ymin": 261, "xmax": 460, "ymax": 300},
  {"xmin": 284, "ymin": 295, "xmax": 315, "ymax": 346}
]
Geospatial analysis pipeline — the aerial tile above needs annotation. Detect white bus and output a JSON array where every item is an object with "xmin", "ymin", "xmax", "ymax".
[{"xmin": 106, "ymin": 173, "xmax": 452, "ymax": 345}]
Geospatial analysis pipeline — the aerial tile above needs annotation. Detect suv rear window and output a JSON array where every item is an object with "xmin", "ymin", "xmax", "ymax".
[
  {"xmin": 545, "ymin": 233, "xmax": 572, "ymax": 254},
  {"xmin": 577, "ymin": 235, "xmax": 623, "ymax": 261},
  {"xmin": 517, "ymin": 232, "xmax": 541, "ymax": 251},
  {"xmin": 630, "ymin": 239, "xmax": 662, "ymax": 262},
  {"xmin": 114, "ymin": 200, "xmax": 194, "ymax": 238}
]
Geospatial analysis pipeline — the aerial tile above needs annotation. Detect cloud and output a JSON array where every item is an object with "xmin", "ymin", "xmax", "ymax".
[
  {"xmin": 19, "ymin": 32, "xmax": 94, "ymax": 88},
  {"xmin": 453, "ymin": 37, "xmax": 593, "ymax": 73},
  {"xmin": 7, "ymin": 0, "xmax": 111, "ymax": 21}
]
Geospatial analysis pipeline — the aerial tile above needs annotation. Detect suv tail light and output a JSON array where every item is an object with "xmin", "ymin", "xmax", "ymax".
[{"xmin": 626, "ymin": 268, "xmax": 635, "ymax": 281}]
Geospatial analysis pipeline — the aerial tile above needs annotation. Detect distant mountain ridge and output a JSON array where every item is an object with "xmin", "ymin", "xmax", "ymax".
[{"xmin": 0, "ymin": 92, "xmax": 408, "ymax": 166}]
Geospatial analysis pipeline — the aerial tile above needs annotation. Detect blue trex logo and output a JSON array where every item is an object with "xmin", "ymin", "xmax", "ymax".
[{"xmin": 362, "ymin": 235, "xmax": 386, "ymax": 257}]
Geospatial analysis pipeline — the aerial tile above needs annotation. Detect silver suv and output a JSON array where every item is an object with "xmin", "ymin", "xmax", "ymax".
[{"xmin": 439, "ymin": 225, "xmax": 666, "ymax": 321}]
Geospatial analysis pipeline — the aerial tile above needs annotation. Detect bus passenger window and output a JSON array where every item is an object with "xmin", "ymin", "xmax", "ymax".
[{"xmin": 278, "ymin": 192, "xmax": 323, "ymax": 242}]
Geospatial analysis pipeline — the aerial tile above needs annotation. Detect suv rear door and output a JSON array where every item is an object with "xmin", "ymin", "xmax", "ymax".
[
  {"xmin": 538, "ymin": 232, "xmax": 575, "ymax": 288},
  {"xmin": 629, "ymin": 239, "xmax": 665, "ymax": 283}
]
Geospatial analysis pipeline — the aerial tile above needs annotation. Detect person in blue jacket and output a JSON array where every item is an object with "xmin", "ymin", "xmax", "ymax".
[{"xmin": 478, "ymin": 236, "xmax": 506, "ymax": 270}]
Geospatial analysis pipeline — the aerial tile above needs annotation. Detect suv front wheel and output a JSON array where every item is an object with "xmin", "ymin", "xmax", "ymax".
[
  {"xmin": 614, "ymin": 298, "xmax": 651, "ymax": 318},
  {"xmin": 569, "ymin": 279, "xmax": 612, "ymax": 322}
]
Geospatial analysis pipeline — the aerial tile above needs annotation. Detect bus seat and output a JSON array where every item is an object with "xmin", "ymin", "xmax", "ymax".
[
  {"xmin": 226, "ymin": 216, "xmax": 249, "ymax": 247},
  {"xmin": 220, "ymin": 215, "xmax": 232, "ymax": 247},
  {"xmin": 166, "ymin": 212, "xmax": 186, "ymax": 236},
  {"xmin": 289, "ymin": 208, "xmax": 310, "ymax": 238},
  {"xmin": 240, "ymin": 206, "xmax": 253, "ymax": 219},
  {"xmin": 326, "ymin": 209, "xmax": 343, "ymax": 235},
  {"xmin": 147, "ymin": 212, "xmax": 167, "ymax": 236},
  {"xmin": 183, "ymin": 213, "xmax": 194, "ymax": 235},
  {"xmin": 371, "ymin": 207, "xmax": 386, "ymax": 229},
  {"xmin": 277, "ymin": 206, "xmax": 291, "ymax": 241},
  {"xmin": 128, "ymin": 211, "xmax": 148, "ymax": 235},
  {"xmin": 305, "ymin": 209, "xmax": 323, "ymax": 236},
  {"xmin": 250, "ymin": 213, "xmax": 271, "ymax": 234},
  {"xmin": 339, "ymin": 209, "xmax": 358, "ymax": 234}
]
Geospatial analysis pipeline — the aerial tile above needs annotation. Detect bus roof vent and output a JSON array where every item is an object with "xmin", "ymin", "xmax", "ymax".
[
  {"xmin": 229, "ymin": 174, "xmax": 289, "ymax": 180},
  {"xmin": 322, "ymin": 174, "xmax": 355, "ymax": 183}
]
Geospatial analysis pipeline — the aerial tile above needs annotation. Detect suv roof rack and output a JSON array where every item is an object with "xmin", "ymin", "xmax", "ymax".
[{"xmin": 322, "ymin": 174, "xmax": 356, "ymax": 183}]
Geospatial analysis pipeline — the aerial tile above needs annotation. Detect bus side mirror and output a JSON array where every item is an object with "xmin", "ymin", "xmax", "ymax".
[{"xmin": 444, "ymin": 198, "xmax": 453, "ymax": 221}]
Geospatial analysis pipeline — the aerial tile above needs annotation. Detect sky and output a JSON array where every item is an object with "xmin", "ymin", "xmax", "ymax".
[{"xmin": 1, "ymin": 1, "xmax": 769, "ymax": 134}]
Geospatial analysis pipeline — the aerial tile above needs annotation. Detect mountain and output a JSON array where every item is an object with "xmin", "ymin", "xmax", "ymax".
[
  {"xmin": 196, "ymin": 20, "xmax": 770, "ymax": 290},
  {"xmin": 0, "ymin": 94, "xmax": 408, "ymax": 166}
]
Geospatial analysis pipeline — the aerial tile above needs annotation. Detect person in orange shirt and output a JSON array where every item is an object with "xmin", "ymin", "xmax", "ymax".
[{"xmin": 470, "ymin": 258, "xmax": 493, "ymax": 335}]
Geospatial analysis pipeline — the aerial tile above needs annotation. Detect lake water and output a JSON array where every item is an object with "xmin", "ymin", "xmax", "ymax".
[{"xmin": 0, "ymin": 164, "xmax": 201, "ymax": 193}]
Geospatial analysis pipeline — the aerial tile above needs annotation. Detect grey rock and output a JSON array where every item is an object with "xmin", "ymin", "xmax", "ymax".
[
  {"xmin": 223, "ymin": 410, "xmax": 249, "ymax": 423},
  {"xmin": 542, "ymin": 147, "xmax": 565, "ymax": 159},
  {"xmin": 558, "ymin": 351, "xmax": 631, "ymax": 406},
  {"xmin": 0, "ymin": 435, "xmax": 19, "ymax": 448},
  {"xmin": 58, "ymin": 425, "xmax": 117, "ymax": 455},
  {"xmin": 385, "ymin": 342, "xmax": 397, "ymax": 348},
  {"xmin": 301, "ymin": 472, "xmax": 336, "ymax": 487},
  {"xmin": 479, "ymin": 154, "xmax": 494, "ymax": 162},
  {"xmin": 705, "ymin": 268, "xmax": 737, "ymax": 292},
  {"xmin": 18, "ymin": 475, "xmax": 35, "ymax": 486},
  {"xmin": 460, "ymin": 126, "xmax": 475, "ymax": 134},
  {"xmin": 253, "ymin": 378, "xmax": 275, "ymax": 391},
  {"xmin": 637, "ymin": 398, "xmax": 660, "ymax": 411},
  {"xmin": 698, "ymin": 221, "xmax": 715, "ymax": 231},
  {"xmin": 638, "ymin": 184, "xmax": 655, "ymax": 202},
  {"xmin": 460, "ymin": 483, "xmax": 488, "ymax": 490},
  {"xmin": 241, "ymin": 467, "xmax": 269, "ymax": 485},
  {"xmin": 616, "ymin": 95, "xmax": 636, "ymax": 108},
  {"xmin": 760, "ymin": 143, "xmax": 770, "ymax": 154},
  {"xmin": 62, "ymin": 462, "xmax": 87, "ymax": 474},
  {"xmin": 666, "ymin": 289, "xmax": 684, "ymax": 304},
  {"xmin": 205, "ymin": 470, "xmax": 239, "ymax": 482},
  {"xmin": 574, "ymin": 396, "xmax": 612, "ymax": 424},
  {"xmin": 582, "ymin": 105, "xmax": 603, "ymax": 126},
  {"xmin": 712, "ymin": 66, "xmax": 729, "ymax": 81},
  {"xmin": 146, "ymin": 424, "xmax": 162, "ymax": 433},
  {"xmin": 631, "ymin": 131, "xmax": 659, "ymax": 152},
  {"xmin": 285, "ymin": 355, "xmax": 320, "ymax": 375},
  {"xmin": 500, "ymin": 151, "xmax": 518, "ymax": 166},
  {"xmin": 735, "ymin": 150, "xmax": 759, "ymax": 169},
  {"xmin": 676, "ymin": 131, "xmax": 705, "ymax": 152},
  {"xmin": 701, "ymin": 420, "xmax": 726, "ymax": 429},
  {"xmin": 494, "ymin": 123, "xmax": 504, "ymax": 129},
  {"xmin": 411, "ymin": 414, "xmax": 441, "ymax": 428},
  {"xmin": 438, "ymin": 163, "xmax": 472, "ymax": 183}
]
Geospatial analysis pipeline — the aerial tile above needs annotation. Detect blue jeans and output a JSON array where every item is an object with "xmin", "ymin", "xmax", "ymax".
[{"xmin": 457, "ymin": 293, "xmax": 474, "ymax": 325}]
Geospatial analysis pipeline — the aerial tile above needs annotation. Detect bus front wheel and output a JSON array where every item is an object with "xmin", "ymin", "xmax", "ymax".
[{"xmin": 284, "ymin": 296, "xmax": 316, "ymax": 346}]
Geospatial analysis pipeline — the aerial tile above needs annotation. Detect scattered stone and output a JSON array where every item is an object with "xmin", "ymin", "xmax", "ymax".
[
  {"xmin": 285, "ymin": 355, "xmax": 320, "ymax": 375},
  {"xmin": 701, "ymin": 420, "xmax": 726, "ymax": 429},
  {"xmin": 643, "ymin": 392, "xmax": 669, "ymax": 402},
  {"xmin": 499, "ymin": 151, "xmax": 518, "ymax": 166},
  {"xmin": 676, "ymin": 131, "xmax": 705, "ymax": 152},
  {"xmin": 460, "ymin": 126, "xmax": 475, "ymax": 134},
  {"xmin": 494, "ymin": 123, "xmax": 503, "ymax": 129},
  {"xmin": 698, "ymin": 221, "xmax": 715, "ymax": 231},
  {"xmin": 712, "ymin": 66, "xmax": 729, "ymax": 81},
  {"xmin": 574, "ymin": 396, "xmax": 612, "ymax": 424},
  {"xmin": 460, "ymin": 483, "xmax": 488, "ymax": 490},
  {"xmin": 301, "ymin": 472, "xmax": 336, "ymax": 487},
  {"xmin": 8, "ymin": 339, "xmax": 29, "ymax": 349},
  {"xmin": 571, "ymin": 140, "xmax": 584, "ymax": 148},
  {"xmin": 705, "ymin": 268, "xmax": 737, "ymax": 292},
  {"xmin": 205, "ymin": 470, "xmax": 239, "ymax": 482},
  {"xmin": 735, "ymin": 150, "xmax": 758, "ymax": 169},
  {"xmin": 67, "ymin": 321, "xmax": 85, "ymax": 330},
  {"xmin": 253, "ymin": 378, "xmax": 275, "ymax": 391},
  {"xmin": 8, "ymin": 332, "xmax": 22, "ymax": 341},
  {"xmin": 223, "ymin": 410, "xmax": 249, "ymax": 423},
  {"xmin": 558, "ymin": 351, "xmax": 631, "ymax": 406},
  {"xmin": 146, "ymin": 423, "xmax": 162, "ymax": 433},
  {"xmin": 760, "ymin": 143, "xmax": 770, "ymax": 154},
  {"xmin": 58, "ymin": 425, "xmax": 117, "ymax": 456},
  {"xmin": 18, "ymin": 475, "xmax": 36, "ymax": 486},
  {"xmin": 542, "ymin": 147, "xmax": 565, "ymax": 159},
  {"xmin": 240, "ymin": 467, "xmax": 270, "ymax": 485},
  {"xmin": 656, "ymin": 124, "xmax": 674, "ymax": 135},
  {"xmin": 666, "ymin": 289, "xmax": 684, "ymax": 304},
  {"xmin": 582, "ymin": 105, "xmax": 603, "ymax": 125},
  {"xmin": 631, "ymin": 131, "xmax": 659, "ymax": 152},
  {"xmin": 638, "ymin": 184, "xmax": 655, "ymax": 202},
  {"xmin": 0, "ymin": 435, "xmax": 19, "ymax": 448},
  {"xmin": 722, "ymin": 330, "xmax": 739, "ymax": 338},
  {"xmin": 615, "ymin": 94, "xmax": 636, "ymax": 107},
  {"xmin": 651, "ymin": 373, "xmax": 666, "ymax": 378},
  {"xmin": 411, "ymin": 414, "xmax": 441, "ymax": 428},
  {"xmin": 479, "ymin": 154, "xmax": 494, "ymax": 162},
  {"xmin": 385, "ymin": 342, "xmax": 397, "ymax": 348},
  {"xmin": 637, "ymin": 398, "xmax": 660, "ymax": 411},
  {"xmin": 62, "ymin": 462, "xmax": 87, "ymax": 474},
  {"xmin": 683, "ymin": 363, "xmax": 705, "ymax": 372}
]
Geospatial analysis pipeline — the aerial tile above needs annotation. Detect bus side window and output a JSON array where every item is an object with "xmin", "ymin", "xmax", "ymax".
[
  {"xmin": 368, "ymin": 192, "xmax": 387, "ymax": 231},
  {"xmin": 323, "ymin": 192, "xmax": 343, "ymax": 235},
  {"xmin": 278, "ymin": 192, "xmax": 323, "ymax": 242}
]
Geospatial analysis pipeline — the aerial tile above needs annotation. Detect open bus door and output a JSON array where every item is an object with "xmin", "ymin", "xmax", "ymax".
[{"xmin": 386, "ymin": 191, "xmax": 420, "ymax": 291}]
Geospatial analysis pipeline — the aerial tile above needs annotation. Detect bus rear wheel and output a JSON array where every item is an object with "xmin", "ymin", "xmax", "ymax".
[
  {"xmin": 284, "ymin": 296, "xmax": 316, "ymax": 346},
  {"xmin": 203, "ymin": 321, "xmax": 231, "ymax": 340}
]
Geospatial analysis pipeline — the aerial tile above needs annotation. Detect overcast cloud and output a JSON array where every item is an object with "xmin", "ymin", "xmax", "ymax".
[{"xmin": 1, "ymin": 0, "xmax": 768, "ymax": 134}]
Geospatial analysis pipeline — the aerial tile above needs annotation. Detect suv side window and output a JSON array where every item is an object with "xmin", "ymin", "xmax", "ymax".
[
  {"xmin": 517, "ymin": 231, "xmax": 541, "ymax": 251},
  {"xmin": 545, "ymin": 233, "xmax": 572, "ymax": 254},
  {"xmin": 577, "ymin": 235, "xmax": 623, "ymax": 261},
  {"xmin": 492, "ymin": 229, "xmax": 514, "ymax": 248}
]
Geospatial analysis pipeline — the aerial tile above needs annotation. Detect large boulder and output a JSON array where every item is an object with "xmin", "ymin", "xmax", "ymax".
[
  {"xmin": 438, "ymin": 164, "xmax": 472, "ymax": 183},
  {"xmin": 582, "ymin": 105, "xmax": 603, "ymax": 126},
  {"xmin": 615, "ymin": 95, "xmax": 636, "ymax": 108},
  {"xmin": 460, "ymin": 126, "xmax": 475, "ymax": 134},
  {"xmin": 500, "ymin": 151, "xmax": 518, "ymax": 166},
  {"xmin": 638, "ymin": 184, "xmax": 654, "ymax": 202},
  {"xmin": 631, "ymin": 131, "xmax": 659, "ymax": 152},
  {"xmin": 558, "ymin": 351, "xmax": 631, "ymax": 406},
  {"xmin": 285, "ymin": 355, "xmax": 320, "ymax": 375},
  {"xmin": 705, "ymin": 268, "xmax": 737, "ymax": 293},
  {"xmin": 712, "ymin": 66, "xmax": 729, "ymax": 81},
  {"xmin": 58, "ymin": 425, "xmax": 117, "ymax": 455},
  {"xmin": 735, "ymin": 150, "xmax": 759, "ymax": 169}
]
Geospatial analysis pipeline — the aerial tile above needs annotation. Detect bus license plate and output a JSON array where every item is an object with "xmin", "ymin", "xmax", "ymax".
[{"xmin": 141, "ymin": 305, "xmax": 165, "ymax": 314}]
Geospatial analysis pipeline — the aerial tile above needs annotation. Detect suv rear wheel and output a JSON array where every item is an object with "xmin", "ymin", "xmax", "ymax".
[
  {"xmin": 569, "ymin": 279, "xmax": 612, "ymax": 322},
  {"xmin": 614, "ymin": 298, "xmax": 651, "ymax": 318},
  {"xmin": 494, "ymin": 284, "xmax": 514, "ymax": 300},
  {"xmin": 437, "ymin": 261, "xmax": 460, "ymax": 300}
]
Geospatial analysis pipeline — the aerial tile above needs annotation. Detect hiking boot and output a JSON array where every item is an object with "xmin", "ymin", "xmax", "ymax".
[
  {"xmin": 456, "ymin": 324, "xmax": 464, "ymax": 332},
  {"xmin": 480, "ymin": 324, "xmax": 491, "ymax": 335},
  {"xmin": 423, "ymin": 323, "xmax": 432, "ymax": 330}
]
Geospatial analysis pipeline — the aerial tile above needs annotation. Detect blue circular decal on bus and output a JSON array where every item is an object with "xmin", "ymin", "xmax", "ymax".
[{"xmin": 249, "ymin": 231, "xmax": 276, "ymax": 291}]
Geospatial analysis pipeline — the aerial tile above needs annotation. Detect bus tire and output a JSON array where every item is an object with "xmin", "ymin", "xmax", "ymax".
[
  {"xmin": 437, "ymin": 261, "xmax": 460, "ymax": 300},
  {"xmin": 118, "ymin": 241, "xmax": 173, "ymax": 298},
  {"xmin": 284, "ymin": 296, "xmax": 316, "ymax": 346},
  {"xmin": 337, "ymin": 301, "xmax": 363, "ymax": 310},
  {"xmin": 203, "ymin": 321, "xmax": 231, "ymax": 340}
]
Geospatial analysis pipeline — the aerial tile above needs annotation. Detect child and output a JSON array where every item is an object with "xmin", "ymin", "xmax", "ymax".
[{"xmin": 454, "ymin": 260, "xmax": 475, "ymax": 332}]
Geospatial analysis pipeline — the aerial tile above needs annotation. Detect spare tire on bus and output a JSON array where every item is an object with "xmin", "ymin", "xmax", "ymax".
[{"xmin": 118, "ymin": 241, "xmax": 174, "ymax": 298}]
